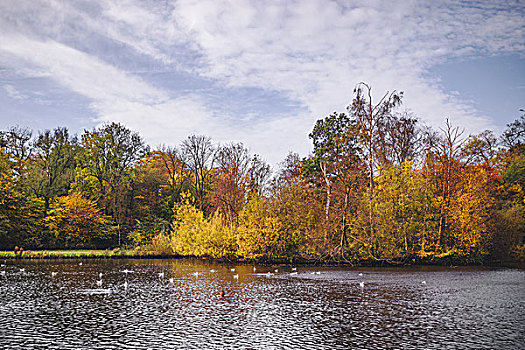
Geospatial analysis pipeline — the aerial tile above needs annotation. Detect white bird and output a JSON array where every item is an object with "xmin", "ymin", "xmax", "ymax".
[
  {"xmin": 315, "ymin": 271, "xmax": 321, "ymax": 275},
  {"xmin": 230, "ymin": 268, "xmax": 235, "ymax": 272},
  {"xmin": 191, "ymin": 272, "xmax": 200, "ymax": 277},
  {"xmin": 159, "ymin": 272, "xmax": 165, "ymax": 278},
  {"xmin": 79, "ymin": 262, "xmax": 82, "ymax": 266},
  {"xmin": 0, "ymin": 264, "xmax": 5, "ymax": 267},
  {"xmin": 169, "ymin": 278, "xmax": 174, "ymax": 284},
  {"xmin": 359, "ymin": 281, "xmax": 365, "ymax": 288},
  {"xmin": 358, "ymin": 273, "xmax": 363, "ymax": 277},
  {"xmin": 96, "ymin": 279, "xmax": 103, "ymax": 287},
  {"xmin": 233, "ymin": 274, "xmax": 239, "ymax": 279},
  {"xmin": 210, "ymin": 269, "xmax": 217, "ymax": 273},
  {"xmin": 421, "ymin": 280, "xmax": 427, "ymax": 285},
  {"xmin": 0, "ymin": 271, "xmax": 5, "ymax": 276},
  {"xmin": 99, "ymin": 272, "xmax": 103, "ymax": 278},
  {"xmin": 120, "ymin": 269, "xmax": 134, "ymax": 274},
  {"xmin": 51, "ymin": 272, "xmax": 57, "ymax": 277},
  {"xmin": 274, "ymin": 269, "xmax": 279, "ymax": 273},
  {"xmin": 291, "ymin": 267, "xmax": 297, "ymax": 271},
  {"xmin": 253, "ymin": 267, "xmax": 257, "ymax": 272},
  {"xmin": 19, "ymin": 268, "xmax": 25, "ymax": 272},
  {"xmin": 123, "ymin": 281, "xmax": 128, "ymax": 289}
]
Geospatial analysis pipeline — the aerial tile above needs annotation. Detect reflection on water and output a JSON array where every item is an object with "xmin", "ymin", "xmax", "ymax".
[{"xmin": 0, "ymin": 259, "xmax": 523, "ymax": 349}]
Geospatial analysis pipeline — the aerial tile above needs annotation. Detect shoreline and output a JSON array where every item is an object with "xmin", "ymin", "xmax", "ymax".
[{"xmin": 2, "ymin": 250, "xmax": 523, "ymax": 269}]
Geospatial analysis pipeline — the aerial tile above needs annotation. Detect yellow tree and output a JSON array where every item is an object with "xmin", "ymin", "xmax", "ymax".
[
  {"xmin": 237, "ymin": 196, "xmax": 281, "ymax": 260},
  {"xmin": 46, "ymin": 193, "xmax": 109, "ymax": 248},
  {"xmin": 448, "ymin": 164, "xmax": 495, "ymax": 258},
  {"xmin": 372, "ymin": 162, "xmax": 426, "ymax": 261}
]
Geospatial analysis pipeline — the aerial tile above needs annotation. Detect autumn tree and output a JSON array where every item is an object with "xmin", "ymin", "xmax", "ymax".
[
  {"xmin": 304, "ymin": 112, "xmax": 364, "ymax": 257},
  {"xmin": 181, "ymin": 135, "xmax": 215, "ymax": 213},
  {"xmin": 46, "ymin": 193, "xmax": 109, "ymax": 248},
  {"xmin": 0, "ymin": 146, "xmax": 43, "ymax": 249},
  {"xmin": 75, "ymin": 122, "xmax": 148, "ymax": 245},
  {"xmin": 212, "ymin": 142, "xmax": 251, "ymax": 223},
  {"xmin": 347, "ymin": 83, "xmax": 403, "ymax": 240},
  {"xmin": 0, "ymin": 126, "xmax": 33, "ymax": 176},
  {"xmin": 26, "ymin": 127, "xmax": 77, "ymax": 212},
  {"xmin": 371, "ymin": 162, "xmax": 426, "ymax": 261},
  {"xmin": 247, "ymin": 154, "xmax": 271, "ymax": 196}
]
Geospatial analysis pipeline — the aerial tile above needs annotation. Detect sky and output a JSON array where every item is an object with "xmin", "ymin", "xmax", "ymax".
[{"xmin": 0, "ymin": 0, "xmax": 524, "ymax": 165}]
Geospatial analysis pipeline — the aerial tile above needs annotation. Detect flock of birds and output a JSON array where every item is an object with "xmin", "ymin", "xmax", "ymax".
[{"xmin": 0, "ymin": 262, "xmax": 428, "ymax": 290}]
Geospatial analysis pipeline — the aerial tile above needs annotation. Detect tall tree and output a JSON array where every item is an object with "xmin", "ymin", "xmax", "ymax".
[
  {"xmin": 75, "ymin": 122, "xmax": 147, "ymax": 245},
  {"xmin": 27, "ymin": 127, "xmax": 77, "ymax": 212},
  {"xmin": 213, "ymin": 142, "xmax": 250, "ymax": 223},
  {"xmin": 348, "ymin": 83, "xmax": 403, "ymax": 241},
  {"xmin": 304, "ymin": 112, "xmax": 363, "ymax": 254},
  {"xmin": 181, "ymin": 135, "xmax": 215, "ymax": 213},
  {"xmin": 0, "ymin": 126, "xmax": 33, "ymax": 176},
  {"xmin": 422, "ymin": 119, "xmax": 465, "ymax": 253}
]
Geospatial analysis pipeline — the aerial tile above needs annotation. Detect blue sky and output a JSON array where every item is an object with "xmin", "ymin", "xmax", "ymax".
[{"xmin": 0, "ymin": 0, "xmax": 523, "ymax": 165}]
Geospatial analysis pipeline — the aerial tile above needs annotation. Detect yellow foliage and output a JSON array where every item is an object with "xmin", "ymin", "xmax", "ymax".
[
  {"xmin": 170, "ymin": 200, "xmax": 237, "ymax": 258},
  {"xmin": 46, "ymin": 193, "xmax": 108, "ymax": 247},
  {"xmin": 237, "ymin": 196, "xmax": 281, "ymax": 259}
]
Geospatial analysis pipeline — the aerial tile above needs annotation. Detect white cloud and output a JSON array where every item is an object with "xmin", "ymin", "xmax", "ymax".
[
  {"xmin": 3, "ymin": 85, "xmax": 27, "ymax": 100},
  {"xmin": 0, "ymin": 0, "xmax": 523, "ymax": 164}
]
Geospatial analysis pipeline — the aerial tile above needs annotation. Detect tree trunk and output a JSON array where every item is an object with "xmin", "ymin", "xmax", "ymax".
[{"xmin": 320, "ymin": 162, "xmax": 331, "ymax": 246}]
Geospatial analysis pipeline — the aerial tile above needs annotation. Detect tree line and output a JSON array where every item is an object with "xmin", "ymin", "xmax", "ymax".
[{"xmin": 1, "ymin": 83, "xmax": 523, "ymax": 264}]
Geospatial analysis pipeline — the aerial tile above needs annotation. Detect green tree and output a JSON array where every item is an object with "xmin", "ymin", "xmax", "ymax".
[
  {"xmin": 26, "ymin": 127, "xmax": 77, "ymax": 212},
  {"xmin": 0, "ymin": 147, "xmax": 43, "ymax": 249},
  {"xmin": 75, "ymin": 122, "xmax": 148, "ymax": 245}
]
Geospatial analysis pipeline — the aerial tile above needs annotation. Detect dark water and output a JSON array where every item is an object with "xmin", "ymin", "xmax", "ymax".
[{"xmin": 0, "ymin": 259, "xmax": 523, "ymax": 350}]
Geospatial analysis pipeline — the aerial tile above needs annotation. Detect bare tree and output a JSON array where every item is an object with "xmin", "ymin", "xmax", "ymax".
[
  {"xmin": 213, "ymin": 142, "xmax": 251, "ymax": 222},
  {"xmin": 181, "ymin": 135, "xmax": 215, "ymax": 212},
  {"xmin": 248, "ymin": 154, "xmax": 271, "ymax": 196},
  {"xmin": 348, "ymin": 82, "xmax": 403, "ymax": 239}
]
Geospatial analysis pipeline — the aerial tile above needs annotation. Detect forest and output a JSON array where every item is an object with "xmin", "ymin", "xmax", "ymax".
[{"xmin": 1, "ymin": 83, "xmax": 524, "ymax": 264}]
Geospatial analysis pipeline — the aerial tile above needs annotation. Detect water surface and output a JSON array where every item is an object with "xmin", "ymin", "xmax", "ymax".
[{"xmin": 0, "ymin": 259, "xmax": 523, "ymax": 349}]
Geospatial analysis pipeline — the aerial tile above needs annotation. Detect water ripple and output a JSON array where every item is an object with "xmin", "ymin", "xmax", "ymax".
[{"xmin": 0, "ymin": 261, "xmax": 523, "ymax": 349}]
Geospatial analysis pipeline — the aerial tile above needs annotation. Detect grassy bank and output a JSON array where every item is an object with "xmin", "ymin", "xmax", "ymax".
[{"xmin": 0, "ymin": 249, "xmax": 173, "ymax": 259}]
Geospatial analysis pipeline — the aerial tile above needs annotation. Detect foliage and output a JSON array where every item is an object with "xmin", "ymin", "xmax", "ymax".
[
  {"xmin": 45, "ymin": 193, "xmax": 110, "ymax": 248},
  {"xmin": 170, "ymin": 198, "xmax": 237, "ymax": 258},
  {"xmin": 2, "ymin": 84, "xmax": 524, "ymax": 264}
]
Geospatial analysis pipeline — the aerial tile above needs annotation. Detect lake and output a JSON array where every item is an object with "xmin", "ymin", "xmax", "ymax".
[{"xmin": 0, "ymin": 259, "xmax": 523, "ymax": 349}]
